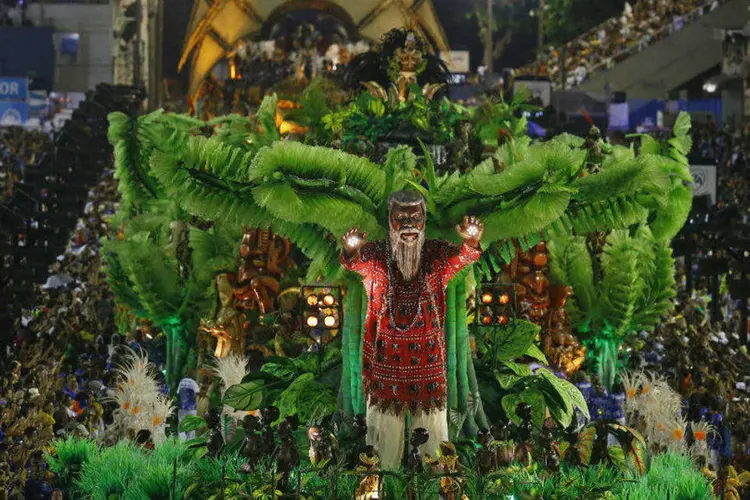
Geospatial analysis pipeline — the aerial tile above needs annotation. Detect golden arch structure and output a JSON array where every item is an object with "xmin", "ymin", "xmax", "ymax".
[{"xmin": 179, "ymin": 0, "xmax": 451, "ymax": 100}]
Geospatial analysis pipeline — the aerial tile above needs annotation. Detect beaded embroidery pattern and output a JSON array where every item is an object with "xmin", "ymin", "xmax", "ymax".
[{"xmin": 342, "ymin": 240, "xmax": 481, "ymax": 415}]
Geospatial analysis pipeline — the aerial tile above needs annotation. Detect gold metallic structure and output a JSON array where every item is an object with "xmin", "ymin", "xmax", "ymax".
[{"xmin": 180, "ymin": 0, "xmax": 450, "ymax": 100}]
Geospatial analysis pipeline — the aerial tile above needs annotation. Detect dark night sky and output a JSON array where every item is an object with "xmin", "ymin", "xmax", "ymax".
[{"xmin": 432, "ymin": 0, "xmax": 537, "ymax": 70}]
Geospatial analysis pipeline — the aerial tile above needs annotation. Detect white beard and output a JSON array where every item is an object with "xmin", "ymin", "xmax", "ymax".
[{"xmin": 390, "ymin": 228, "xmax": 425, "ymax": 281}]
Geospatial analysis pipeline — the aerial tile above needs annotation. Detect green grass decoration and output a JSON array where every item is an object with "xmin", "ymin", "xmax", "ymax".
[
  {"xmin": 45, "ymin": 436, "xmax": 98, "ymax": 490},
  {"xmin": 49, "ymin": 433, "xmax": 712, "ymax": 499}
]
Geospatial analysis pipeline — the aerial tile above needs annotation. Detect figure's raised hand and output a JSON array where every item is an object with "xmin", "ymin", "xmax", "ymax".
[
  {"xmin": 342, "ymin": 227, "xmax": 367, "ymax": 254},
  {"xmin": 456, "ymin": 216, "xmax": 483, "ymax": 246}
]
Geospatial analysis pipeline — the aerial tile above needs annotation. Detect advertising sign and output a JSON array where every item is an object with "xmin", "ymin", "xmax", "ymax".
[
  {"xmin": 440, "ymin": 51, "xmax": 470, "ymax": 74},
  {"xmin": 0, "ymin": 77, "xmax": 29, "ymax": 101},
  {"xmin": 0, "ymin": 101, "xmax": 30, "ymax": 125},
  {"xmin": 608, "ymin": 102, "xmax": 630, "ymax": 131},
  {"xmin": 689, "ymin": 165, "xmax": 717, "ymax": 204}
]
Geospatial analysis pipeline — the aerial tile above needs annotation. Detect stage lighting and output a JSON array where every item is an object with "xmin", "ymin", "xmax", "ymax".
[
  {"xmin": 302, "ymin": 286, "xmax": 342, "ymax": 333},
  {"xmin": 474, "ymin": 283, "xmax": 516, "ymax": 327}
]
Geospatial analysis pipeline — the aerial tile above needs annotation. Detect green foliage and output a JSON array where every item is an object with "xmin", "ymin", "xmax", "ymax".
[
  {"xmin": 223, "ymin": 348, "xmax": 342, "ymax": 422},
  {"xmin": 75, "ymin": 440, "xmax": 146, "ymax": 499},
  {"xmin": 109, "ymin": 84, "xmax": 691, "ymax": 438},
  {"xmin": 103, "ymin": 201, "xmax": 215, "ymax": 390},
  {"xmin": 127, "ymin": 440, "xmax": 196, "ymax": 500},
  {"xmin": 573, "ymin": 421, "xmax": 650, "ymax": 478},
  {"xmin": 324, "ymin": 89, "xmax": 466, "ymax": 148},
  {"xmin": 183, "ymin": 453, "xmax": 247, "ymax": 499},
  {"xmin": 45, "ymin": 436, "xmax": 98, "ymax": 486},
  {"xmin": 287, "ymin": 78, "xmax": 340, "ymax": 144},
  {"xmin": 65, "ymin": 438, "xmax": 200, "ymax": 500},
  {"xmin": 53, "ymin": 434, "xmax": 709, "ymax": 500},
  {"xmin": 614, "ymin": 452, "xmax": 715, "ymax": 500},
  {"xmin": 224, "ymin": 380, "xmax": 267, "ymax": 412},
  {"xmin": 472, "ymin": 93, "xmax": 536, "ymax": 145},
  {"xmin": 179, "ymin": 414, "xmax": 208, "ymax": 433},
  {"xmin": 489, "ymin": 461, "xmax": 627, "ymax": 499},
  {"xmin": 276, "ymin": 372, "xmax": 337, "ymax": 424},
  {"xmin": 547, "ymin": 224, "xmax": 677, "ymax": 389},
  {"xmin": 475, "ymin": 320, "xmax": 588, "ymax": 428},
  {"xmin": 476, "ymin": 319, "xmax": 540, "ymax": 368}
]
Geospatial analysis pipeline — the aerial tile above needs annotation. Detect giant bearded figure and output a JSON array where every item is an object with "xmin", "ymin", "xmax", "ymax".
[{"xmin": 341, "ymin": 190, "xmax": 483, "ymax": 469}]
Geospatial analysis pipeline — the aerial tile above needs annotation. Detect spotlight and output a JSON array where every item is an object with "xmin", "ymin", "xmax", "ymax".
[
  {"xmin": 302, "ymin": 286, "xmax": 342, "ymax": 333},
  {"xmin": 474, "ymin": 283, "xmax": 516, "ymax": 327}
]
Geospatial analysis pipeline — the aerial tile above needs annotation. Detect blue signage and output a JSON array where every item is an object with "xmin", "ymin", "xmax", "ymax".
[
  {"xmin": 0, "ymin": 101, "xmax": 29, "ymax": 125},
  {"xmin": 0, "ymin": 77, "xmax": 29, "ymax": 101}
]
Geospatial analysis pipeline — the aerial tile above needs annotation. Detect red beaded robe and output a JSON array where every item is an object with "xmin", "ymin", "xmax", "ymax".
[{"xmin": 342, "ymin": 240, "xmax": 481, "ymax": 415}]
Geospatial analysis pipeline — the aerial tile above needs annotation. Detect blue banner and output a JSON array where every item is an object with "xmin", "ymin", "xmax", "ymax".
[
  {"xmin": 0, "ymin": 77, "xmax": 28, "ymax": 101},
  {"xmin": 0, "ymin": 101, "xmax": 29, "ymax": 125}
]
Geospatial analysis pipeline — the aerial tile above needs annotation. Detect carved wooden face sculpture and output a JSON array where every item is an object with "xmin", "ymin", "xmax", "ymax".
[{"xmin": 389, "ymin": 203, "xmax": 426, "ymax": 281}]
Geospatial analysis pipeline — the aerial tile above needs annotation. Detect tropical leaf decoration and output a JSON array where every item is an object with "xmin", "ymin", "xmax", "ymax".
[
  {"xmin": 475, "ymin": 319, "xmax": 589, "ymax": 429},
  {"xmin": 576, "ymin": 424, "xmax": 597, "ymax": 466},
  {"xmin": 610, "ymin": 423, "xmax": 650, "ymax": 476},
  {"xmin": 547, "ymin": 224, "xmax": 678, "ymax": 390},
  {"xmin": 575, "ymin": 421, "xmax": 652, "ymax": 476},
  {"xmin": 109, "ymin": 104, "xmax": 692, "ymax": 283}
]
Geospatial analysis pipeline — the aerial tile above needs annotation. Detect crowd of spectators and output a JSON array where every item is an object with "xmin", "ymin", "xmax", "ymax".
[
  {"xmin": 0, "ymin": 127, "xmax": 51, "ymax": 203},
  {"xmin": 689, "ymin": 120, "xmax": 750, "ymax": 210},
  {"xmin": 518, "ymin": 0, "xmax": 726, "ymax": 88},
  {"xmin": 0, "ymin": 166, "xmax": 140, "ymax": 498},
  {"xmin": 0, "ymin": 84, "xmax": 144, "ymax": 498}
]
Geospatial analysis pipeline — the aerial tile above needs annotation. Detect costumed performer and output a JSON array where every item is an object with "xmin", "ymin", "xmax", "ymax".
[{"xmin": 341, "ymin": 190, "xmax": 483, "ymax": 469}]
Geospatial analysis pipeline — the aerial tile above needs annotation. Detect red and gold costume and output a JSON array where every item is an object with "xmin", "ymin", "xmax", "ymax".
[{"xmin": 342, "ymin": 240, "xmax": 481, "ymax": 414}]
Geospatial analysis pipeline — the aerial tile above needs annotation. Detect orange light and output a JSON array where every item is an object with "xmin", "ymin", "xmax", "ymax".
[
  {"xmin": 306, "ymin": 316, "xmax": 319, "ymax": 328},
  {"xmin": 481, "ymin": 315, "xmax": 492, "ymax": 325},
  {"xmin": 498, "ymin": 294, "xmax": 510, "ymax": 304},
  {"xmin": 324, "ymin": 315, "xmax": 336, "ymax": 327},
  {"xmin": 498, "ymin": 315, "xmax": 509, "ymax": 325},
  {"xmin": 322, "ymin": 294, "xmax": 335, "ymax": 306},
  {"xmin": 481, "ymin": 293, "xmax": 493, "ymax": 304},
  {"xmin": 306, "ymin": 295, "xmax": 318, "ymax": 306}
]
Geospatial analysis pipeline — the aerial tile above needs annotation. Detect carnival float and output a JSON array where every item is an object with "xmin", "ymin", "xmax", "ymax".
[{"xmin": 24, "ymin": 17, "xmax": 748, "ymax": 499}]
